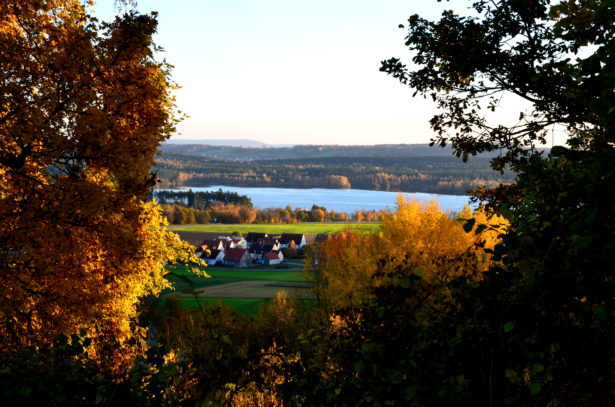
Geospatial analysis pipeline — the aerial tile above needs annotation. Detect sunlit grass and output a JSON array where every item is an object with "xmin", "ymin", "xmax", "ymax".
[
  {"xmin": 162, "ymin": 265, "xmax": 310, "ymax": 315},
  {"xmin": 168, "ymin": 222, "xmax": 379, "ymax": 235}
]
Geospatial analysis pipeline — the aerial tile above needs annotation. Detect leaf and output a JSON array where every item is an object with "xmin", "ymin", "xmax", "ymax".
[
  {"xmin": 474, "ymin": 224, "xmax": 487, "ymax": 235},
  {"xmin": 463, "ymin": 218, "xmax": 476, "ymax": 233}
]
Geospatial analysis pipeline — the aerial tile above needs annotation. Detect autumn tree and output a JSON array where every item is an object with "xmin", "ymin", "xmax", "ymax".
[
  {"xmin": 313, "ymin": 196, "xmax": 505, "ymax": 313},
  {"xmin": 0, "ymin": 0, "xmax": 202, "ymax": 363},
  {"xmin": 298, "ymin": 197, "xmax": 506, "ymax": 404}
]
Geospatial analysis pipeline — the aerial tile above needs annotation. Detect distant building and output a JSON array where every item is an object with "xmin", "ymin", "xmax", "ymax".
[
  {"xmin": 222, "ymin": 248, "xmax": 252, "ymax": 268},
  {"xmin": 263, "ymin": 252, "xmax": 282, "ymax": 265},
  {"xmin": 248, "ymin": 238, "xmax": 281, "ymax": 260},
  {"xmin": 279, "ymin": 233, "xmax": 306, "ymax": 249},
  {"xmin": 244, "ymin": 232, "xmax": 268, "ymax": 247},
  {"xmin": 200, "ymin": 248, "xmax": 224, "ymax": 266},
  {"xmin": 199, "ymin": 239, "xmax": 226, "ymax": 252}
]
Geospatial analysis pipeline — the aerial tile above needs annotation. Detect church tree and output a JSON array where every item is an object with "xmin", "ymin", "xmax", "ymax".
[
  {"xmin": 377, "ymin": 0, "xmax": 615, "ymax": 404},
  {"xmin": 0, "ymin": 0, "xmax": 202, "ymax": 365}
]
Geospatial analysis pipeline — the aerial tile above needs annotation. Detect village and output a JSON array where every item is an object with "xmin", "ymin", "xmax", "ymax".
[{"xmin": 189, "ymin": 232, "xmax": 331, "ymax": 267}]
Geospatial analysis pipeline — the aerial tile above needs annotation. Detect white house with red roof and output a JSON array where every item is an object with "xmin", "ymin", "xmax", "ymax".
[{"xmin": 263, "ymin": 252, "xmax": 282, "ymax": 265}]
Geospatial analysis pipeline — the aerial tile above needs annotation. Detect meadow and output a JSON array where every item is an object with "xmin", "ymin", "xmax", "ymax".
[
  {"xmin": 163, "ymin": 264, "xmax": 310, "ymax": 316},
  {"xmin": 168, "ymin": 222, "xmax": 380, "ymax": 235}
]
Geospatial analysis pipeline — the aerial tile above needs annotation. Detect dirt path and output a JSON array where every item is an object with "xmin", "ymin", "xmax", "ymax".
[{"xmin": 167, "ymin": 280, "xmax": 314, "ymax": 299}]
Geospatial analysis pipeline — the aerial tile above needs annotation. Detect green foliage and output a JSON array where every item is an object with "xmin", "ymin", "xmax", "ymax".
[
  {"xmin": 474, "ymin": 148, "xmax": 615, "ymax": 404},
  {"xmin": 382, "ymin": 0, "xmax": 615, "ymax": 171},
  {"xmin": 155, "ymin": 188, "xmax": 253, "ymax": 208},
  {"xmin": 372, "ymin": 0, "xmax": 615, "ymax": 404}
]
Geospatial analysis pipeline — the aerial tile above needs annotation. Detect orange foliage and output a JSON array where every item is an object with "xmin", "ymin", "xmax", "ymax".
[
  {"xmin": 313, "ymin": 196, "xmax": 507, "ymax": 312},
  {"xmin": 0, "ymin": 1, "xmax": 203, "ymax": 366}
]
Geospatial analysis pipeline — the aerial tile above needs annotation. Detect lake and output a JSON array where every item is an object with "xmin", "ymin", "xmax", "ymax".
[{"xmin": 160, "ymin": 185, "xmax": 472, "ymax": 214}]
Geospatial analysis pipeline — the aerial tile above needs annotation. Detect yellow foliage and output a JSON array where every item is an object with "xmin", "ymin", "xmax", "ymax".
[
  {"xmin": 0, "ymin": 0, "xmax": 203, "ymax": 367},
  {"xmin": 313, "ymin": 195, "xmax": 507, "ymax": 312}
]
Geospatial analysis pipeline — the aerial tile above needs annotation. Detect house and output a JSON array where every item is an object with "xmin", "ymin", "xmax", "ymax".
[
  {"xmin": 244, "ymin": 232, "xmax": 268, "ymax": 247},
  {"xmin": 262, "ymin": 252, "xmax": 282, "ymax": 265},
  {"xmin": 199, "ymin": 239, "xmax": 226, "ymax": 252},
  {"xmin": 200, "ymin": 248, "xmax": 225, "ymax": 266},
  {"xmin": 279, "ymin": 233, "xmax": 307, "ymax": 249},
  {"xmin": 222, "ymin": 248, "xmax": 252, "ymax": 267},
  {"xmin": 248, "ymin": 238, "xmax": 280, "ymax": 259}
]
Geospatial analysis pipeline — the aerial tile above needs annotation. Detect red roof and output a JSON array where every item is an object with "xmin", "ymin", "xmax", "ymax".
[
  {"xmin": 224, "ymin": 248, "xmax": 247, "ymax": 262},
  {"xmin": 265, "ymin": 252, "xmax": 279, "ymax": 260}
]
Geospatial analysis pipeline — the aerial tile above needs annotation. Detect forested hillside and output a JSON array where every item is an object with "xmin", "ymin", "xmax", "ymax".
[
  {"xmin": 160, "ymin": 142, "xmax": 474, "ymax": 160},
  {"xmin": 155, "ymin": 149, "xmax": 515, "ymax": 194}
]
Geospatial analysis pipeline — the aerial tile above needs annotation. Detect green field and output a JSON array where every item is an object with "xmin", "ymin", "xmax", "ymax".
[
  {"xmin": 165, "ymin": 265, "xmax": 306, "ymax": 291},
  {"xmin": 168, "ymin": 222, "xmax": 379, "ymax": 235},
  {"xmin": 173, "ymin": 298, "xmax": 265, "ymax": 316},
  {"xmin": 163, "ymin": 265, "xmax": 310, "ymax": 316}
]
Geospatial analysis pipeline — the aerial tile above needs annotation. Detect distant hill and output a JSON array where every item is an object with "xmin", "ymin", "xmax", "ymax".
[
  {"xmin": 153, "ymin": 143, "xmax": 532, "ymax": 194},
  {"xmin": 166, "ymin": 139, "xmax": 271, "ymax": 148},
  {"xmin": 159, "ymin": 143, "xmax": 466, "ymax": 161}
]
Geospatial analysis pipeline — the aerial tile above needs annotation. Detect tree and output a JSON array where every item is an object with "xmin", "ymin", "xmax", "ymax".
[
  {"xmin": 381, "ymin": 1, "xmax": 615, "ymax": 403},
  {"xmin": 313, "ymin": 196, "xmax": 505, "ymax": 313},
  {"xmin": 381, "ymin": 0, "xmax": 615, "ymax": 170},
  {"xmin": 299, "ymin": 197, "xmax": 507, "ymax": 404},
  {"xmin": 0, "ymin": 1, "xmax": 202, "ymax": 364},
  {"xmin": 310, "ymin": 208, "xmax": 325, "ymax": 223}
]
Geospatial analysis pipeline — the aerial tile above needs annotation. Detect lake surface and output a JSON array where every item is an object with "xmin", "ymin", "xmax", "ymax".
[{"xmin": 162, "ymin": 185, "xmax": 472, "ymax": 214}]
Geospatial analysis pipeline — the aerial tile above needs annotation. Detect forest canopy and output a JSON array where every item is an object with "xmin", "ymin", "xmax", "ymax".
[{"xmin": 154, "ymin": 151, "xmax": 515, "ymax": 194}]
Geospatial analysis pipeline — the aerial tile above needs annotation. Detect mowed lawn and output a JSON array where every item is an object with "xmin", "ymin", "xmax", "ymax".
[
  {"xmin": 162, "ymin": 265, "xmax": 311, "ymax": 316},
  {"xmin": 168, "ymin": 222, "xmax": 379, "ymax": 235}
]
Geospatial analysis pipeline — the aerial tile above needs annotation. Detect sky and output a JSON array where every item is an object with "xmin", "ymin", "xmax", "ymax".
[{"xmin": 93, "ymin": 1, "xmax": 562, "ymax": 146}]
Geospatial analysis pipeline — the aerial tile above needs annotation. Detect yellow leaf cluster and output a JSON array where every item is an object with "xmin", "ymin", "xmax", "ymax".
[
  {"xmin": 314, "ymin": 195, "xmax": 507, "ymax": 313},
  {"xmin": 0, "ymin": 0, "xmax": 201, "ymax": 367}
]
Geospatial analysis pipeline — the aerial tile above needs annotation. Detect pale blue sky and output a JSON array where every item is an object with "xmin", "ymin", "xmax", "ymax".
[{"xmin": 93, "ymin": 1, "xmax": 480, "ymax": 145}]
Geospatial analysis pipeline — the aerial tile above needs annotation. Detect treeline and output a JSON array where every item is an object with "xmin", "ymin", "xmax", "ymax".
[
  {"xmin": 154, "ymin": 189, "xmax": 253, "ymax": 208},
  {"xmin": 155, "ymin": 153, "xmax": 515, "ymax": 194},
  {"xmin": 160, "ymin": 202, "xmax": 384, "ymax": 224},
  {"xmin": 159, "ymin": 142, "xmax": 478, "ymax": 161}
]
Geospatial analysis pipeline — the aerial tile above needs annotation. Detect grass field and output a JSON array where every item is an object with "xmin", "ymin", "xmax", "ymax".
[
  {"xmin": 174, "ymin": 298, "xmax": 265, "ymax": 316},
  {"xmin": 163, "ymin": 265, "xmax": 311, "ymax": 316},
  {"xmin": 168, "ymin": 222, "xmax": 379, "ymax": 235}
]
